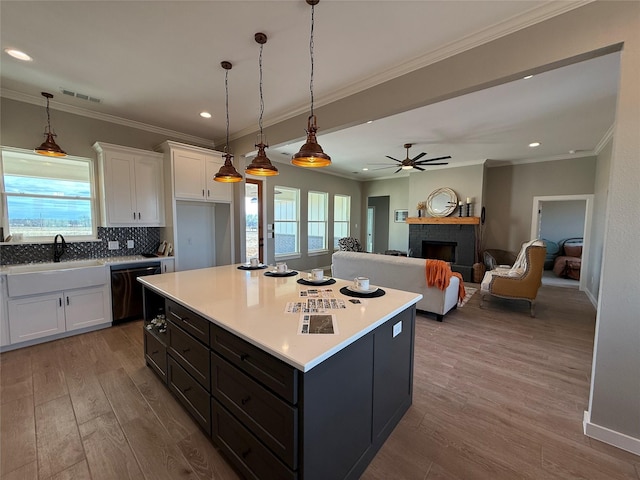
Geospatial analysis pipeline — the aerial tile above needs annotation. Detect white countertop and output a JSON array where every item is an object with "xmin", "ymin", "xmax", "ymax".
[
  {"xmin": 0, "ymin": 255, "xmax": 173, "ymax": 274},
  {"xmin": 138, "ymin": 264, "xmax": 422, "ymax": 372}
]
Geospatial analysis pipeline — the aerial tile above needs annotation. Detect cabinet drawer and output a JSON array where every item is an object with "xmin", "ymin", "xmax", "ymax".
[
  {"xmin": 168, "ymin": 320, "xmax": 210, "ymax": 391},
  {"xmin": 210, "ymin": 325, "xmax": 298, "ymax": 404},
  {"xmin": 168, "ymin": 357, "xmax": 211, "ymax": 435},
  {"xmin": 212, "ymin": 399, "xmax": 296, "ymax": 480},
  {"xmin": 166, "ymin": 299, "xmax": 209, "ymax": 344},
  {"xmin": 212, "ymin": 353, "xmax": 298, "ymax": 469},
  {"xmin": 144, "ymin": 329, "xmax": 167, "ymax": 382}
]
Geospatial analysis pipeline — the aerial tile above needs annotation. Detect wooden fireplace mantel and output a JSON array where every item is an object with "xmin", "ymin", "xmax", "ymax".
[{"xmin": 406, "ymin": 216, "xmax": 480, "ymax": 225}]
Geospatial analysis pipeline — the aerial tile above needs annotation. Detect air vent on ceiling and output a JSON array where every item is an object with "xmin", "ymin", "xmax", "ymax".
[{"xmin": 61, "ymin": 88, "xmax": 101, "ymax": 103}]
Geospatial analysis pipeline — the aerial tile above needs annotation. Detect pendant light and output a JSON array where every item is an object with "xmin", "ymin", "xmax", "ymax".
[
  {"xmin": 34, "ymin": 92, "xmax": 67, "ymax": 157},
  {"xmin": 246, "ymin": 32, "xmax": 279, "ymax": 177},
  {"xmin": 291, "ymin": 0, "xmax": 331, "ymax": 168},
  {"xmin": 214, "ymin": 61, "xmax": 243, "ymax": 183}
]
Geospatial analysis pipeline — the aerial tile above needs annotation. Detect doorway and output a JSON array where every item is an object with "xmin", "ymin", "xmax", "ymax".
[
  {"xmin": 245, "ymin": 179, "xmax": 264, "ymax": 263},
  {"xmin": 367, "ymin": 196, "xmax": 390, "ymax": 253},
  {"xmin": 531, "ymin": 194, "xmax": 593, "ymax": 291}
]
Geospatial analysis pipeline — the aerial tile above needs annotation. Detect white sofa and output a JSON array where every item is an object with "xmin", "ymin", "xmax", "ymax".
[{"xmin": 331, "ymin": 251, "xmax": 460, "ymax": 321}]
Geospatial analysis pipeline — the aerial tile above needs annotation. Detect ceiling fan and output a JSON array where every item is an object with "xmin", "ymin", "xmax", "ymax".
[{"xmin": 372, "ymin": 143, "xmax": 451, "ymax": 173}]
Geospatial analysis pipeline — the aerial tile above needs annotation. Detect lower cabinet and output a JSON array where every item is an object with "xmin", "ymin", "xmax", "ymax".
[
  {"xmin": 142, "ymin": 286, "xmax": 415, "ymax": 480},
  {"xmin": 8, "ymin": 286, "xmax": 108, "ymax": 344}
]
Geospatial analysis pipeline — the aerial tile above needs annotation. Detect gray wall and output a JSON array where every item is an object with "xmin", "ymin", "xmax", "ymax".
[
  {"xmin": 362, "ymin": 177, "xmax": 409, "ymax": 252},
  {"xmin": 483, "ymin": 157, "xmax": 597, "ymax": 252},
  {"xmin": 586, "ymin": 139, "xmax": 612, "ymax": 301},
  {"xmin": 540, "ymin": 200, "xmax": 586, "ymax": 244}
]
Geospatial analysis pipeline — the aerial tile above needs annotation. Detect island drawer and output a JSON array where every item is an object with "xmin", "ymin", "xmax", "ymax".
[
  {"xmin": 210, "ymin": 324, "xmax": 298, "ymax": 405},
  {"xmin": 168, "ymin": 357, "xmax": 211, "ymax": 435},
  {"xmin": 168, "ymin": 320, "xmax": 210, "ymax": 391},
  {"xmin": 212, "ymin": 399, "xmax": 297, "ymax": 480},
  {"xmin": 166, "ymin": 299, "xmax": 210, "ymax": 344},
  {"xmin": 211, "ymin": 352, "xmax": 298, "ymax": 469},
  {"xmin": 144, "ymin": 329, "xmax": 167, "ymax": 382}
]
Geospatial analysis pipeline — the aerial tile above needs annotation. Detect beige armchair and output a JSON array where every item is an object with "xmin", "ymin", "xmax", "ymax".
[{"xmin": 480, "ymin": 240, "xmax": 546, "ymax": 317}]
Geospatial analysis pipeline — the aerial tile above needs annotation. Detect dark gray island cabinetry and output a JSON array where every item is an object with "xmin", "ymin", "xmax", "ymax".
[{"xmin": 139, "ymin": 265, "xmax": 420, "ymax": 480}]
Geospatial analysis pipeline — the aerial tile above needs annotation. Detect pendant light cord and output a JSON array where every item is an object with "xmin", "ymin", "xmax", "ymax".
[
  {"xmin": 225, "ymin": 68, "xmax": 230, "ymax": 154},
  {"xmin": 45, "ymin": 97, "xmax": 52, "ymax": 133},
  {"xmin": 259, "ymin": 42, "xmax": 265, "ymax": 139},
  {"xmin": 309, "ymin": 2, "xmax": 315, "ymax": 118}
]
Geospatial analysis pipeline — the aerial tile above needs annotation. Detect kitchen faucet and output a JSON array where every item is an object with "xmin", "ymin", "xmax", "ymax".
[{"xmin": 53, "ymin": 234, "xmax": 66, "ymax": 262}]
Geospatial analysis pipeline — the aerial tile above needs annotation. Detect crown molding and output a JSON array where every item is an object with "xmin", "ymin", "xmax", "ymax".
[
  {"xmin": 1, "ymin": 88, "xmax": 215, "ymax": 147},
  {"xmin": 594, "ymin": 124, "xmax": 615, "ymax": 154},
  {"xmin": 231, "ymin": 1, "xmax": 594, "ymax": 141}
]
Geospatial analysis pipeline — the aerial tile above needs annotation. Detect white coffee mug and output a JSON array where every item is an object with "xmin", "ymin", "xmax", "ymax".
[
  {"xmin": 249, "ymin": 257, "xmax": 259, "ymax": 267},
  {"xmin": 311, "ymin": 268, "xmax": 324, "ymax": 281},
  {"xmin": 354, "ymin": 276, "xmax": 370, "ymax": 291},
  {"xmin": 276, "ymin": 262, "xmax": 287, "ymax": 273}
]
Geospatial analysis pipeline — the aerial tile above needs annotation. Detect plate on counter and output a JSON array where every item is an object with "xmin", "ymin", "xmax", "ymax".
[
  {"xmin": 264, "ymin": 270, "xmax": 298, "ymax": 277},
  {"xmin": 297, "ymin": 277, "xmax": 336, "ymax": 286},
  {"xmin": 237, "ymin": 264, "xmax": 268, "ymax": 270},
  {"xmin": 347, "ymin": 285, "xmax": 378, "ymax": 294}
]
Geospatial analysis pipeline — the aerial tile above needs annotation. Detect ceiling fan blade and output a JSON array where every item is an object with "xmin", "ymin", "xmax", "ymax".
[
  {"xmin": 414, "ymin": 166, "xmax": 425, "ymax": 171},
  {"xmin": 394, "ymin": 168, "xmax": 402, "ymax": 174},
  {"xmin": 415, "ymin": 155, "xmax": 452, "ymax": 164},
  {"xmin": 385, "ymin": 155, "xmax": 402, "ymax": 163},
  {"xmin": 371, "ymin": 165, "xmax": 395, "ymax": 170},
  {"xmin": 411, "ymin": 152, "xmax": 427, "ymax": 161},
  {"xmin": 419, "ymin": 162, "xmax": 449, "ymax": 166}
]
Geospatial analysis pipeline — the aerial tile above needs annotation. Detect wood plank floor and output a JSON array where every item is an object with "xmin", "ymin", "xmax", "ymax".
[{"xmin": 1, "ymin": 284, "xmax": 639, "ymax": 479}]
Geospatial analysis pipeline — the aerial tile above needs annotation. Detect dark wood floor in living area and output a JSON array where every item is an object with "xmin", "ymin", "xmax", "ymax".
[{"xmin": 1, "ymin": 285, "xmax": 638, "ymax": 479}]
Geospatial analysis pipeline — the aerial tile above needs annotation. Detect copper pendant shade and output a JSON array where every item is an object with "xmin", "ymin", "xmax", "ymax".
[
  {"xmin": 214, "ymin": 61, "xmax": 243, "ymax": 183},
  {"xmin": 292, "ymin": 0, "xmax": 331, "ymax": 168},
  {"xmin": 245, "ymin": 32, "xmax": 279, "ymax": 177},
  {"xmin": 35, "ymin": 92, "xmax": 67, "ymax": 157}
]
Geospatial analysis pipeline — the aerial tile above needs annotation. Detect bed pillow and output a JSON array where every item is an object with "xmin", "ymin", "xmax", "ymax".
[{"xmin": 564, "ymin": 244, "xmax": 583, "ymax": 258}]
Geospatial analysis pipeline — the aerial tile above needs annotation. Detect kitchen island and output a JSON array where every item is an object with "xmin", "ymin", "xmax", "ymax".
[{"xmin": 139, "ymin": 264, "xmax": 422, "ymax": 480}]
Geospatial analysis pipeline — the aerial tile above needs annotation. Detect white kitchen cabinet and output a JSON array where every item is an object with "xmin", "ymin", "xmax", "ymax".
[
  {"xmin": 171, "ymin": 145, "xmax": 232, "ymax": 203},
  {"xmin": 0, "ymin": 276, "xmax": 9, "ymax": 347},
  {"xmin": 93, "ymin": 142, "xmax": 165, "ymax": 226},
  {"xmin": 8, "ymin": 286, "xmax": 109, "ymax": 344},
  {"xmin": 160, "ymin": 257, "xmax": 175, "ymax": 273}
]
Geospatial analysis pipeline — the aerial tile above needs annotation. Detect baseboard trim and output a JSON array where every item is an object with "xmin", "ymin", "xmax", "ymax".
[
  {"xmin": 584, "ymin": 288, "xmax": 598, "ymax": 308},
  {"xmin": 583, "ymin": 410, "xmax": 640, "ymax": 456}
]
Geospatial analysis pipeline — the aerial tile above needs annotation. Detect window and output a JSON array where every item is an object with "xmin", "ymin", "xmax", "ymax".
[
  {"xmin": 308, "ymin": 191, "xmax": 328, "ymax": 252},
  {"xmin": 333, "ymin": 194, "xmax": 351, "ymax": 248},
  {"xmin": 1, "ymin": 148, "xmax": 96, "ymax": 239},
  {"xmin": 274, "ymin": 186, "xmax": 299, "ymax": 256}
]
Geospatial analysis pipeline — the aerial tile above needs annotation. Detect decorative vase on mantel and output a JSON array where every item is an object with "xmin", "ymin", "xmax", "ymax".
[{"xmin": 418, "ymin": 210, "xmax": 422, "ymax": 217}]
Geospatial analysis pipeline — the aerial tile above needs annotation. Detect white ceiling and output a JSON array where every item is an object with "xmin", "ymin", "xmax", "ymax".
[{"xmin": 1, "ymin": 1, "xmax": 618, "ymax": 180}]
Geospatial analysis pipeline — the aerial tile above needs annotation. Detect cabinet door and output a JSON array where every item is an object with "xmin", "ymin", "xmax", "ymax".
[
  {"xmin": 174, "ymin": 151, "xmax": 206, "ymax": 200},
  {"xmin": 104, "ymin": 152, "xmax": 137, "ymax": 225},
  {"xmin": 8, "ymin": 293, "xmax": 65, "ymax": 344},
  {"xmin": 65, "ymin": 287, "xmax": 108, "ymax": 331},
  {"xmin": 134, "ymin": 156, "xmax": 164, "ymax": 225},
  {"xmin": 205, "ymin": 155, "xmax": 233, "ymax": 202}
]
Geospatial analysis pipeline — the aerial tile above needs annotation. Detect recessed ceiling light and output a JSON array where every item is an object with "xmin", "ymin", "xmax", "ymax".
[
  {"xmin": 366, "ymin": 120, "xmax": 373, "ymax": 124},
  {"xmin": 4, "ymin": 48, "xmax": 32, "ymax": 61},
  {"xmin": 529, "ymin": 142, "xmax": 541, "ymax": 148},
  {"xmin": 200, "ymin": 111, "xmax": 212, "ymax": 118},
  {"xmin": 523, "ymin": 74, "xmax": 533, "ymax": 80},
  {"xmin": 362, "ymin": 167, "xmax": 369, "ymax": 171}
]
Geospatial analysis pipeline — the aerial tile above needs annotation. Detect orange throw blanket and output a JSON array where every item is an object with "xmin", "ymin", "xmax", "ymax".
[{"xmin": 425, "ymin": 259, "xmax": 466, "ymax": 303}]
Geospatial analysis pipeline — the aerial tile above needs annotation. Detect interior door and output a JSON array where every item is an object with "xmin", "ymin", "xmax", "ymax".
[
  {"xmin": 367, "ymin": 207, "xmax": 375, "ymax": 252},
  {"xmin": 245, "ymin": 179, "xmax": 263, "ymax": 262}
]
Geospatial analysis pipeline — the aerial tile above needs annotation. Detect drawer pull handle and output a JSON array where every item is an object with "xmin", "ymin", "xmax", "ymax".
[
  {"xmin": 169, "ymin": 310, "xmax": 183, "ymax": 322},
  {"xmin": 241, "ymin": 396, "xmax": 251, "ymax": 405},
  {"xmin": 240, "ymin": 353, "xmax": 249, "ymax": 361},
  {"xmin": 183, "ymin": 386, "xmax": 192, "ymax": 393},
  {"xmin": 151, "ymin": 350, "xmax": 159, "ymax": 355},
  {"xmin": 241, "ymin": 448, "xmax": 251, "ymax": 458},
  {"xmin": 182, "ymin": 348, "xmax": 191, "ymax": 354}
]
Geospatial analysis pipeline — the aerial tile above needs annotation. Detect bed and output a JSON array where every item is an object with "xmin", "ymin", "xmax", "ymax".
[{"xmin": 552, "ymin": 237, "xmax": 583, "ymax": 280}]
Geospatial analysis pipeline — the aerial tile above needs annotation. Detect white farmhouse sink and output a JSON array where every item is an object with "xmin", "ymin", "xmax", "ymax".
[{"xmin": 7, "ymin": 260, "xmax": 108, "ymax": 297}]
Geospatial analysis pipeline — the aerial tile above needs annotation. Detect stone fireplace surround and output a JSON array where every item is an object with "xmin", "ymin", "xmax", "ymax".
[{"xmin": 409, "ymin": 224, "xmax": 476, "ymax": 282}]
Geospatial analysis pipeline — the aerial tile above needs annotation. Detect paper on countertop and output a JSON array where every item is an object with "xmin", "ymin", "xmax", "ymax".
[{"xmin": 298, "ymin": 313, "xmax": 338, "ymax": 335}]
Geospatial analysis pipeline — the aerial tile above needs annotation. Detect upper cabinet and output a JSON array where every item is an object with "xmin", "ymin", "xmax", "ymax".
[
  {"xmin": 93, "ymin": 142, "xmax": 165, "ymax": 227},
  {"xmin": 169, "ymin": 143, "xmax": 232, "ymax": 203}
]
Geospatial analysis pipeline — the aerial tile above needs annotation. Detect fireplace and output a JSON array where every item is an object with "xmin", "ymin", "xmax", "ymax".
[{"xmin": 422, "ymin": 240, "xmax": 456, "ymax": 263}]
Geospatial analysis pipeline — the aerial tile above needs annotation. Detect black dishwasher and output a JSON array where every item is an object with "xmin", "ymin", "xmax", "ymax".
[{"xmin": 111, "ymin": 262, "xmax": 161, "ymax": 323}]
